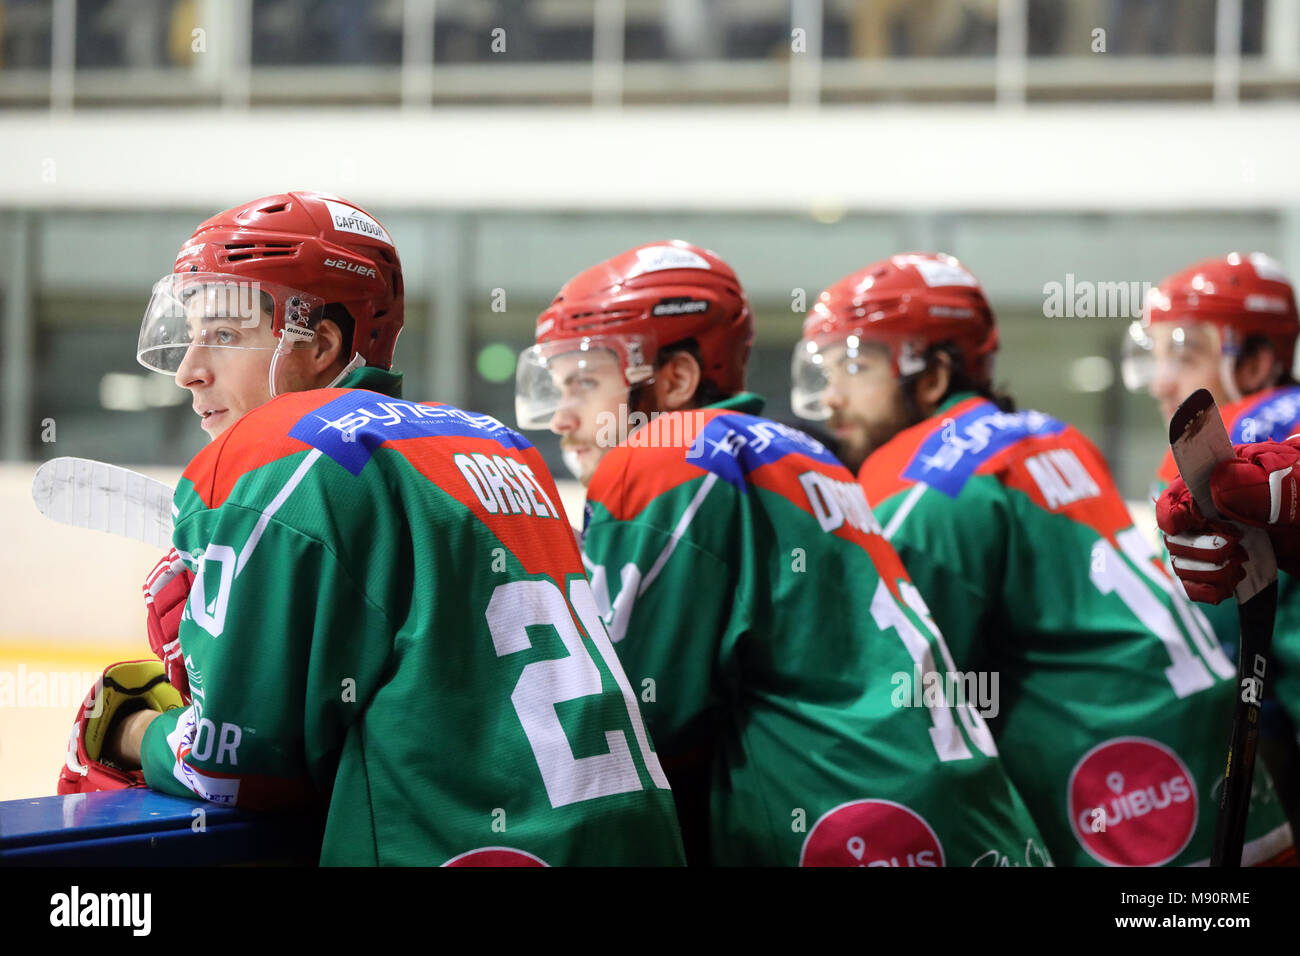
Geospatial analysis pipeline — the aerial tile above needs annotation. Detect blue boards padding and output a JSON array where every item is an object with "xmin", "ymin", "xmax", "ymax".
[{"xmin": 0, "ymin": 790, "xmax": 321, "ymax": 865}]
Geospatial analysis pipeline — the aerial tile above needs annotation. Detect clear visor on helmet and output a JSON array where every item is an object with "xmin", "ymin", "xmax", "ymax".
[
  {"xmin": 515, "ymin": 334, "xmax": 655, "ymax": 430},
  {"xmin": 136, "ymin": 272, "xmax": 325, "ymax": 375},
  {"xmin": 791, "ymin": 330, "xmax": 919, "ymax": 421},
  {"xmin": 1120, "ymin": 318, "xmax": 1227, "ymax": 393}
]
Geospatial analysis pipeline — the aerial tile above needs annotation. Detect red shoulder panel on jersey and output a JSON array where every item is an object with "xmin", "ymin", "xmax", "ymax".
[
  {"xmin": 857, "ymin": 397, "xmax": 989, "ymax": 504},
  {"xmin": 860, "ymin": 398, "xmax": 1135, "ymax": 542},
  {"xmin": 586, "ymin": 408, "xmax": 730, "ymax": 522},
  {"xmin": 991, "ymin": 424, "xmax": 1136, "ymax": 541},
  {"xmin": 182, "ymin": 390, "xmax": 334, "ymax": 509},
  {"xmin": 393, "ymin": 433, "xmax": 587, "ymax": 581},
  {"xmin": 743, "ymin": 449, "xmax": 914, "ymax": 591}
]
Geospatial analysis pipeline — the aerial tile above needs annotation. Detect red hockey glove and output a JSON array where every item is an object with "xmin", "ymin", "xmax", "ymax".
[
  {"xmin": 1156, "ymin": 477, "xmax": 1247, "ymax": 605},
  {"xmin": 1206, "ymin": 438, "xmax": 1300, "ymax": 529},
  {"xmin": 144, "ymin": 548, "xmax": 194, "ymax": 703},
  {"xmin": 58, "ymin": 660, "xmax": 184, "ymax": 795},
  {"xmin": 1156, "ymin": 437, "xmax": 1300, "ymax": 604}
]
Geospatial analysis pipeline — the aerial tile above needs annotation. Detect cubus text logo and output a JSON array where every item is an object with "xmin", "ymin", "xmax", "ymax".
[
  {"xmin": 800, "ymin": 799, "xmax": 944, "ymax": 867},
  {"xmin": 442, "ymin": 847, "xmax": 549, "ymax": 867},
  {"xmin": 1068, "ymin": 737, "xmax": 1197, "ymax": 866}
]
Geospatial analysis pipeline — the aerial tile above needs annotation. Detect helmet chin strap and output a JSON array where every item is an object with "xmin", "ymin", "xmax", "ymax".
[
  {"xmin": 268, "ymin": 339, "xmax": 290, "ymax": 400},
  {"xmin": 268, "ymin": 338, "xmax": 367, "ymax": 399},
  {"xmin": 327, "ymin": 351, "xmax": 367, "ymax": 387},
  {"xmin": 1219, "ymin": 353, "xmax": 1244, "ymax": 405}
]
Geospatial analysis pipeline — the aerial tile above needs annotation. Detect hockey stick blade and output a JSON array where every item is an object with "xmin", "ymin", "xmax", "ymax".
[
  {"xmin": 31, "ymin": 457, "xmax": 175, "ymax": 550},
  {"xmin": 1168, "ymin": 388, "xmax": 1277, "ymax": 868},
  {"xmin": 1168, "ymin": 388, "xmax": 1276, "ymax": 598}
]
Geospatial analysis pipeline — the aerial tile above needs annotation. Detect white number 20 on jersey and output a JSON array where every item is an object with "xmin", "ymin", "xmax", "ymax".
[{"xmin": 485, "ymin": 577, "xmax": 670, "ymax": 809}]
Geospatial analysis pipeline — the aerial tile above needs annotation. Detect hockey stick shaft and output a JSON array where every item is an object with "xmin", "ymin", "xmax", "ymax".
[
  {"xmin": 1211, "ymin": 586, "xmax": 1275, "ymax": 865},
  {"xmin": 1168, "ymin": 388, "xmax": 1278, "ymax": 867}
]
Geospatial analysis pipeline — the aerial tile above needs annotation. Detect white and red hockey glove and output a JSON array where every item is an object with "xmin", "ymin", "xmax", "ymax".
[
  {"xmin": 144, "ymin": 548, "xmax": 194, "ymax": 703},
  {"xmin": 1156, "ymin": 436, "xmax": 1300, "ymax": 605},
  {"xmin": 57, "ymin": 660, "xmax": 184, "ymax": 795}
]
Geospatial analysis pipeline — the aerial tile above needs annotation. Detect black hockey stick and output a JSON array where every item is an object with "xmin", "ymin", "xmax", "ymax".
[{"xmin": 1168, "ymin": 388, "xmax": 1278, "ymax": 867}]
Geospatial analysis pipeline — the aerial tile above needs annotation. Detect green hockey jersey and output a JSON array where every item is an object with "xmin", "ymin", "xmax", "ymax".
[
  {"xmin": 140, "ymin": 367, "xmax": 685, "ymax": 866},
  {"xmin": 860, "ymin": 392, "xmax": 1294, "ymax": 866},
  {"xmin": 581, "ymin": 392, "xmax": 1049, "ymax": 866}
]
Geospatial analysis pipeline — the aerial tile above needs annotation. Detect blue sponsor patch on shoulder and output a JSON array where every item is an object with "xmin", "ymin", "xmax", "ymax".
[
  {"xmin": 1231, "ymin": 386, "xmax": 1300, "ymax": 444},
  {"xmin": 688, "ymin": 413, "xmax": 844, "ymax": 490},
  {"xmin": 289, "ymin": 390, "xmax": 531, "ymax": 475},
  {"xmin": 903, "ymin": 402, "xmax": 1067, "ymax": 497}
]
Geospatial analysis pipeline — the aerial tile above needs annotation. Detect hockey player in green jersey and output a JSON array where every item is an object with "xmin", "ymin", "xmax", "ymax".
[
  {"xmin": 793, "ymin": 251, "xmax": 1294, "ymax": 866},
  {"xmin": 513, "ymin": 239, "xmax": 1049, "ymax": 866},
  {"xmin": 1124, "ymin": 253, "xmax": 1300, "ymax": 831},
  {"xmin": 58, "ymin": 192, "xmax": 685, "ymax": 866}
]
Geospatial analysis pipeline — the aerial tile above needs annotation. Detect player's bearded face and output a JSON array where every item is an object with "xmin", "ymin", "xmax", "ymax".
[
  {"xmin": 546, "ymin": 348, "xmax": 631, "ymax": 486},
  {"xmin": 821, "ymin": 342, "xmax": 913, "ymax": 473},
  {"xmin": 174, "ymin": 296, "xmax": 279, "ymax": 440},
  {"xmin": 1147, "ymin": 322, "xmax": 1228, "ymax": 425}
]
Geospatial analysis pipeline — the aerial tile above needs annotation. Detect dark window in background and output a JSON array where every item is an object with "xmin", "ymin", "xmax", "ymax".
[
  {"xmin": 251, "ymin": 0, "xmax": 403, "ymax": 67},
  {"xmin": 75, "ymin": 0, "xmax": 176, "ymax": 69},
  {"xmin": 431, "ymin": 1, "xmax": 592, "ymax": 65},
  {"xmin": 1, "ymin": 0, "xmax": 53, "ymax": 69},
  {"xmin": 31, "ymin": 298, "xmax": 205, "ymax": 466}
]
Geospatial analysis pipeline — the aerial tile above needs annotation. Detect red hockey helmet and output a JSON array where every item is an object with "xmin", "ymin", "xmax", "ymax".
[
  {"xmin": 793, "ymin": 252, "xmax": 997, "ymax": 420},
  {"xmin": 516, "ymin": 240, "xmax": 753, "ymax": 429},
  {"xmin": 138, "ymin": 191, "xmax": 404, "ymax": 379},
  {"xmin": 1122, "ymin": 252, "xmax": 1299, "ymax": 397}
]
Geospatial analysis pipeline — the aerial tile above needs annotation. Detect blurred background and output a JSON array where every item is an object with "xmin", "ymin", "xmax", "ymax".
[{"xmin": 1, "ymin": 0, "xmax": 1299, "ymax": 798}]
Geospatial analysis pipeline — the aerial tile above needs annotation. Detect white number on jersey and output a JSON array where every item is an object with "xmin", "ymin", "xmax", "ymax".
[
  {"xmin": 869, "ymin": 578, "xmax": 999, "ymax": 762},
  {"xmin": 1089, "ymin": 530, "xmax": 1233, "ymax": 698},
  {"xmin": 485, "ymin": 577, "xmax": 669, "ymax": 809}
]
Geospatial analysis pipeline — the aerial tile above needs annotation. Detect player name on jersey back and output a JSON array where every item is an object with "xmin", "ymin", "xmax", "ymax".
[
  {"xmin": 288, "ymin": 390, "xmax": 560, "ymax": 522},
  {"xmin": 452, "ymin": 452, "xmax": 559, "ymax": 520}
]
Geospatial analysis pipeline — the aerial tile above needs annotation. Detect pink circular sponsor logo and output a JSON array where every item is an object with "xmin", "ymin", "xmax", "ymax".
[
  {"xmin": 442, "ymin": 847, "xmax": 549, "ymax": 867},
  {"xmin": 1068, "ymin": 736, "xmax": 1198, "ymax": 866},
  {"xmin": 800, "ymin": 799, "xmax": 944, "ymax": 867}
]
